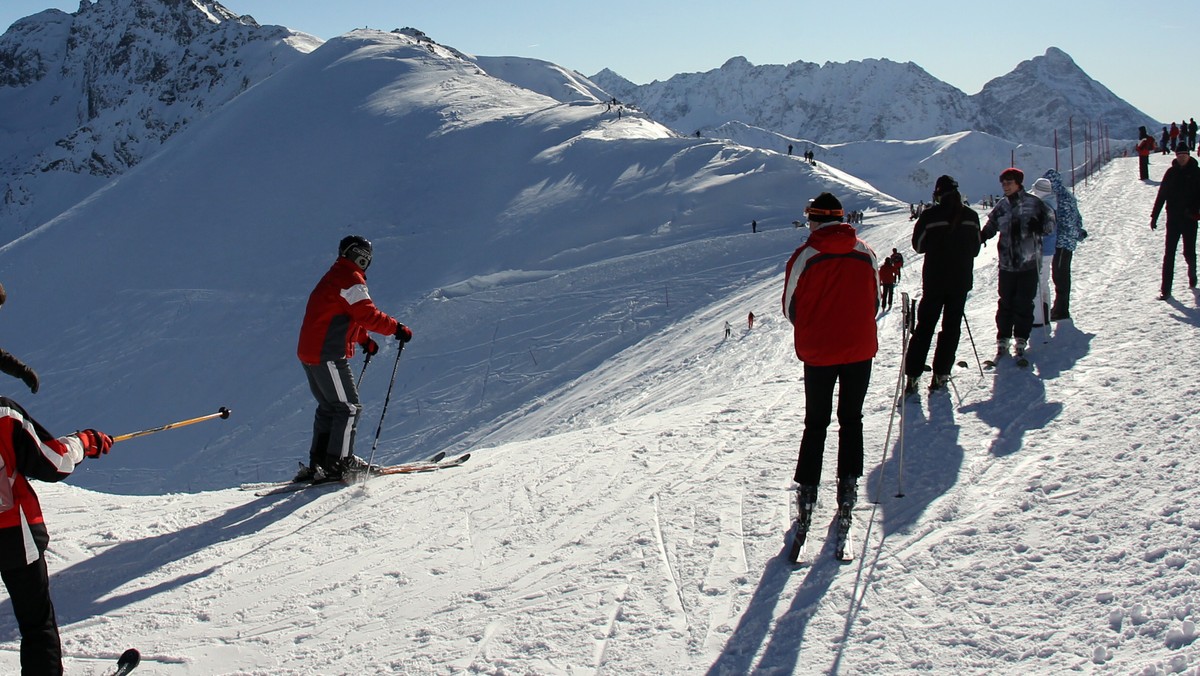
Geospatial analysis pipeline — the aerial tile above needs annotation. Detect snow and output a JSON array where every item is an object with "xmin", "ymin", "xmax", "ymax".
[{"xmin": 0, "ymin": 24, "xmax": 1198, "ymax": 676}]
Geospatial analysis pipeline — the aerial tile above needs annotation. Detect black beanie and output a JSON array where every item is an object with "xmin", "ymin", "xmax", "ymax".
[
  {"xmin": 933, "ymin": 175, "xmax": 959, "ymax": 198},
  {"xmin": 806, "ymin": 192, "xmax": 844, "ymax": 222}
]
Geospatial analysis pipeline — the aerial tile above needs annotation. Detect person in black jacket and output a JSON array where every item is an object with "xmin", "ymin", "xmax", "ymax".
[
  {"xmin": 0, "ymin": 284, "xmax": 39, "ymax": 394},
  {"xmin": 1151, "ymin": 144, "xmax": 1200, "ymax": 299},
  {"xmin": 904, "ymin": 175, "xmax": 982, "ymax": 392}
]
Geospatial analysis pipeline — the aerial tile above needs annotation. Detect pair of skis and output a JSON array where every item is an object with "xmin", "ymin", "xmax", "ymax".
[{"xmin": 242, "ymin": 451, "xmax": 471, "ymax": 496}]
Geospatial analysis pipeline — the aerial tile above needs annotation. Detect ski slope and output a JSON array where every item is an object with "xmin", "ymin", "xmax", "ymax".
[{"xmin": 2, "ymin": 156, "xmax": 1198, "ymax": 674}]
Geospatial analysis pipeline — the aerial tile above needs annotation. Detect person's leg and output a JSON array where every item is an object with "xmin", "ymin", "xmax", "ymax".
[
  {"xmin": 931, "ymin": 291, "xmax": 968, "ymax": 376},
  {"xmin": 905, "ymin": 294, "xmax": 944, "ymax": 378},
  {"xmin": 834, "ymin": 359, "xmax": 872, "ymax": 484},
  {"xmin": 794, "ymin": 364, "xmax": 837, "ymax": 487},
  {"xmin": 2, "ymin": 557, "xmax": 63, "ymax": 676}
]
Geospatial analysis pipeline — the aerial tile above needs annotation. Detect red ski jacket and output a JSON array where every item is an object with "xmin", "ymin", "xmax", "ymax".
[
  {"xmin": 0, "ymin": 397, "xmax": 84, "ymax": 569},
  {"xmin": 297, "ymin": 258, "xmax": 399, "ymax": 365},
  {"xmin": 782, "ymin": 222, "xmax": 880, "ymax": 366}
]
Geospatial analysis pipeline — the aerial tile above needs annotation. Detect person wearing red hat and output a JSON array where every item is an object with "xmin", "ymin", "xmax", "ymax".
[
  {"xmin": 782, "ymin": 192, "xmax": 879, "ymax": 557},
  {"xmin": 981, "ymin": 168, "xmax": 1056, "ymax": 362}
]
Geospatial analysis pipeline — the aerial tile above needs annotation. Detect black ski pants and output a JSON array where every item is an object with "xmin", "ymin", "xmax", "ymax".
[
  {"xmin": 1161, "ymin": 219, "xmax": 1198, "ymax": 295},
  {"xmin": 905, "ymin": 288, "xmax": 969, "ymax": 378},
  {"xmin": 995, "ymin": 268, "xmax": 1039, "ymax": 342},
  {"xmin": 794, "ymin": 359, "xmax": 871, "ymax": 488},
  {"xmin": 302, "ymin": 359, "xmax": 363, "ymax": 467},
  {"xmin": 2, "ymin": 556, "xmax": 62, "ymax": 675},
  {"xmin": 1051, "ymin": 248, "xmax": 1073, "ymax": 318},
  {"xmin": 1139, "ymin": 155, "xmax": 1150, "ymax": 179},
  {"xmin": 881, "ymin": 283, "xmax": 895, "ymax": 309}
]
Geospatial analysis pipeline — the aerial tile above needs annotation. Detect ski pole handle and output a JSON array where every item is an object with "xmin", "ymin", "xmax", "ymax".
[{"xmin": 113, "ymin": 407, "xmax": 232, "ymax": 443}]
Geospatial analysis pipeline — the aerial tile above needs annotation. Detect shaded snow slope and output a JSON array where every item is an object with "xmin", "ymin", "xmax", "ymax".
[
  {"xmin": 0, "ymin": 29, "xmax": 901, "ymax": 494},
  {"xmin": 2, "ymin": 157, "xmax": 1197, "ymax": 674}
]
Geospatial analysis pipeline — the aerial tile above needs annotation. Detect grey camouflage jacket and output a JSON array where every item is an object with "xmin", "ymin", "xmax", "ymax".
[{"xmin": 981, "ymin": 191, "xmax": 1056, "ymax": 272}]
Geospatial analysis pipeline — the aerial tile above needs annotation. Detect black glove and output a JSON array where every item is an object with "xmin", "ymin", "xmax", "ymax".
[
  {"xmin": 1151, "ymin": 219, "xmax": 1158, "ymax": 231},
  {"xmin": 395, "ymin": 323, "xmax": 412, "ymax": 343},
  {"xmin": 359, "ymin": 337, "xmax": 379, "ymax": 356},
  {"xmin": 1078, "ymin": 229, "xmax": 1088, "ymax": 241},
  {"xmin": 21, "ymin": 367, "xmax": 38, "ymax": 394}
]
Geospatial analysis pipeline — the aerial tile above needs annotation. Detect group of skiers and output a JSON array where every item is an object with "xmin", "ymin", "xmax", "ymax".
[{"xmin": 780, "ymin": 166, "xmax": 1087, "ymax": 552}]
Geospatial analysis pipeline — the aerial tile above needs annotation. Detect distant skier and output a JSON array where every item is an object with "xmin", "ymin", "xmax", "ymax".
[
  {"xmin": 782, "ymin": 192, "xmax": 878, "ymax": 555},
  {"xmin": 981, "ymin": 168, "xmax": 1055, "ymax": 361},
  {"xmin": 1, "ymin": 398, "xmax": 112, "ymax": 675},
  {"xmin": 0, "ymin": 284, "xmax": 40, "ymax": 394},
  {"xmin": 724, "ymin": 321, "xmax": 732, "ymax": 339},
  {"xmin": 904, "ymin": 175, "xmax": 982, "ymax": 393},
  {"xmin": 1139, "ymin": 133, "xmax": 1157, "ymax": 180},
  {"xmin": 747, "ymin": 311, "xmax": 755, "ymax": 330},
  {"xmin": 1150, "ymin": 144, "xmax": 1200, "ymax": 300},
  {"xmin": 879, "ymin": 256, "xmax": 898, "ymax": 311},
  {"xmin": 889, "ymin": 248, "xmax": 904, "ymax": 281},
  {"xmin": 296, "ymin": 236, "xmax": 412, "ymax": 482}
]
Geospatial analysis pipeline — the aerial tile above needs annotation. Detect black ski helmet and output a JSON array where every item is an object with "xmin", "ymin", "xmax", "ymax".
[{"xmin": 339, "ymin": 235, "xmax": 372, "ymax": 271}]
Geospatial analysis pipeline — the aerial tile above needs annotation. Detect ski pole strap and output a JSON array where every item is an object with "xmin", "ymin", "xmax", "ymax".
[{"xmin": 113, "ymin": 407, "xmax": 232, "ymax": 442}]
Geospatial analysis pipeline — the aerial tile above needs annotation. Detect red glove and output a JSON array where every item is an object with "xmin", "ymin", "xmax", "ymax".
[
  {"xmin": 77, "ymin": 429, "xmax": 113, "ymax": 458},
  {"xmin": 359, "ymin": 337, "xmax": 379, "ymax": 356},
  {"xmin": 395, "ymin": 323, "xmax": 413, "ymax": 343}
]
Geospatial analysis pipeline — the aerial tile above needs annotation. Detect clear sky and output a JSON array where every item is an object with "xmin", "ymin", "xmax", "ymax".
[{"xmin": 0, "ymin": 0, "xmax": 1189, "ymax": 125}]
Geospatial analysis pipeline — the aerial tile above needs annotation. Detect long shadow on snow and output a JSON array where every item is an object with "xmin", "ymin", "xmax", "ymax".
[
  {"xmin": 0, "ymin": 489, "xmax": 333, "ymax": 632},
  {"xmin": 706, "ymin": 535, "xmax": 842, "ymax": 676},
  {"xmin": 959, "ymin": 358, "xmax": 1063, "ymax": 458},
  {"xmin": 867, "ymin": 390, "xmax": 965, "ymax": 537}
]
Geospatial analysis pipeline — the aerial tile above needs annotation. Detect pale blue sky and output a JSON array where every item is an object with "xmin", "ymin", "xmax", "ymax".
[{"xmin": 0, "ymin": 0, "xmax": 1187, "ymax": 125}]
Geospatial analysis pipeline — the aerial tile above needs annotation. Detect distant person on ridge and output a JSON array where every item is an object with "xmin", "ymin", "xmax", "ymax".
[
  {"xmin": 296, "ymin": 236, "xmax": 412, "ymax": 483},
  {"xmin": 1, "ymin": 398, "xmax": 113, "ymax": 675},
  {"xmin": 904, "ymin": 175, "xmax": 981, "ymax": 393},
  {"xmin": 981, "ymin": 168, "xmax": 1055, "ymax": 362},
  {"xmin": 0, "ymin": 284, "xmax": 41, "ymax": 394},
  {"xmin": 782, "ymin": 192, "xmax": 878, "ymax": 559},
  {"xmin": 1150, "ymin": 144, "xmax": 1200, "ymax": 300},
  {"xmin": 1139, "ymin": 132, "xmax": 1157, "ymax": 179}
]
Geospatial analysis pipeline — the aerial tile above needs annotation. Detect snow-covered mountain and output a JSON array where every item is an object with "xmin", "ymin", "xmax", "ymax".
[
  {"xmin": 0, "ymin": 27, "xmax": 901, "ymax": 495},
  {"xmin": 0, "ymin": 0, "xmax": 319, "ymax": 239},
  {"xmin": 592, "ymin": 48, "xmax": 1158, "ymax": 146}
]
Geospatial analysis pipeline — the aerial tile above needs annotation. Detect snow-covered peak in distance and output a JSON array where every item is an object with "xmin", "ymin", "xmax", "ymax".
[
  {"xmin": 0, "ymin": 0, "xmax": 319, "ymax": 238},
  {"xmin": 593, "ymin": 47, "xmax": 1158, "ymax": 145}
]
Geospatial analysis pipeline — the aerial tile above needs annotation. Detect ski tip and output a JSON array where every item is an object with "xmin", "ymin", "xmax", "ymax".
[{"xmin": 118, "ymin": 648, "xmax": 140, "ymax": 668}]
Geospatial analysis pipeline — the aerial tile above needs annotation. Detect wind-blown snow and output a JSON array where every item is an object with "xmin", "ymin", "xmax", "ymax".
[{"xmin": 1, "ymin": 156, "xmax": 1197, "ymax": 674}]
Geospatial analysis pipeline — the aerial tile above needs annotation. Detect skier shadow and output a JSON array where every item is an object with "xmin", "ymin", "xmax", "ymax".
[
  {"xmin": 1166, "ymin": 295, "xmax": 1200, "ymax": 327},
  {"xmin": 0, "ymin": 489, "xmax": 334, "ymax": 630},
  {"xmin": 1027, "ymin": 320, "xmax": 1093, "ymax": 380},
  {"xmin": 959, "ymin": 363, "xmax": 1063, "ymax": 457},
  {"xmin": 868, "ymin": 391, "xmax": 965, "ymax": 537},
  {"xmin": 706, "ymin": 536, "xmax": 843, "ymax": 676}
]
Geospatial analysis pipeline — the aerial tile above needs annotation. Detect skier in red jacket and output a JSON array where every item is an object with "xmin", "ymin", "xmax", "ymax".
[
  {"xmin": 782, "ymin": 192, "xmax": 879, "ymax": 554},
  {"xmin": 296, "ymin": 236, "xmax": 412, "ymax": 482},
  {"xmin": 1, "ymin": 397, "xmax": 112, "ymax": 675}
]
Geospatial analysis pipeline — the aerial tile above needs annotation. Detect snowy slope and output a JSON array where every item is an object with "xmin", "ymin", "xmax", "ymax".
[
  {"xmin": 0, "ymin": 29, "xmax": 903, "ymax": 495},
  {"xmin": 2, "ymin": 156, "xmax": 1197, "ymax": 674}
]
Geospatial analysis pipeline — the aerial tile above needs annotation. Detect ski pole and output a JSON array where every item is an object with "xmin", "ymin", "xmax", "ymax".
[
  {"xmin": 874, "ymin": 292, "xmax": 910, "ymax": 503},
  {"xmin": 113, "ymin": 407, "xmax": 231, "ymax": 443},
  {"xmin": 365, "ymin": 343, "xmax": 404, "ymax": 472},
  {"xmin": 962, "ymin": 313, "xmax": 983, "ymax": 376},
  {"xmin": 358, "ymin": 353, "xmax": 372, "ymax": 388}
]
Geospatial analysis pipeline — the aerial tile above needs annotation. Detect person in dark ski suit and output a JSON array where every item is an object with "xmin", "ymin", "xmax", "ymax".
[
  {"xmin": 782, "ymin": 192, "xmax": 879, "ymax": 525},
  {"xmin": 981, "ymin": 168, "xmax": 1055, "ymax": 359},
  {"xmin": 1150, "ymin": 144, "xmax": 1200, "ymax": 299},
  {"xmin": 0, "ymin": 284, "xmax": 40, "ymax": 395},
  {"xmin": 879, "ymin": 257, "xmax": 898, "ymax": 311},
  {"xmin": 904, "ymin": 175, "xmax": 982, "ymax": 392},
  {"xmin": 296, "ymin": 236, "xmax": 412, "ymax": 482},
  {"xmin": 1, "ymin": 399, "xmax": 112, "ymax": 675}
]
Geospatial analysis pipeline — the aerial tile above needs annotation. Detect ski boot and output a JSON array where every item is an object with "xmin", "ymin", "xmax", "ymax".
[
  {"xmin": 928, "ymin": 373, "xmax": 950, "ymax": 391},
  {"xmin": 903, "ymin": 375, "xmax": 919, "ymax": 395},
  {"xmin": 834, "ymin": 476, "xmax": 857, "ymax": 561},
  {"xmin": 292, "ymin": 462, "xmax": 318, "ymax": 483},
  {"xmin": 1013, "ymin": 338, "xmax": 1029, "ymax": 366},
  {"xmin": 788, "ymin": 484, "xmax": 818, "ymax": 563}
]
